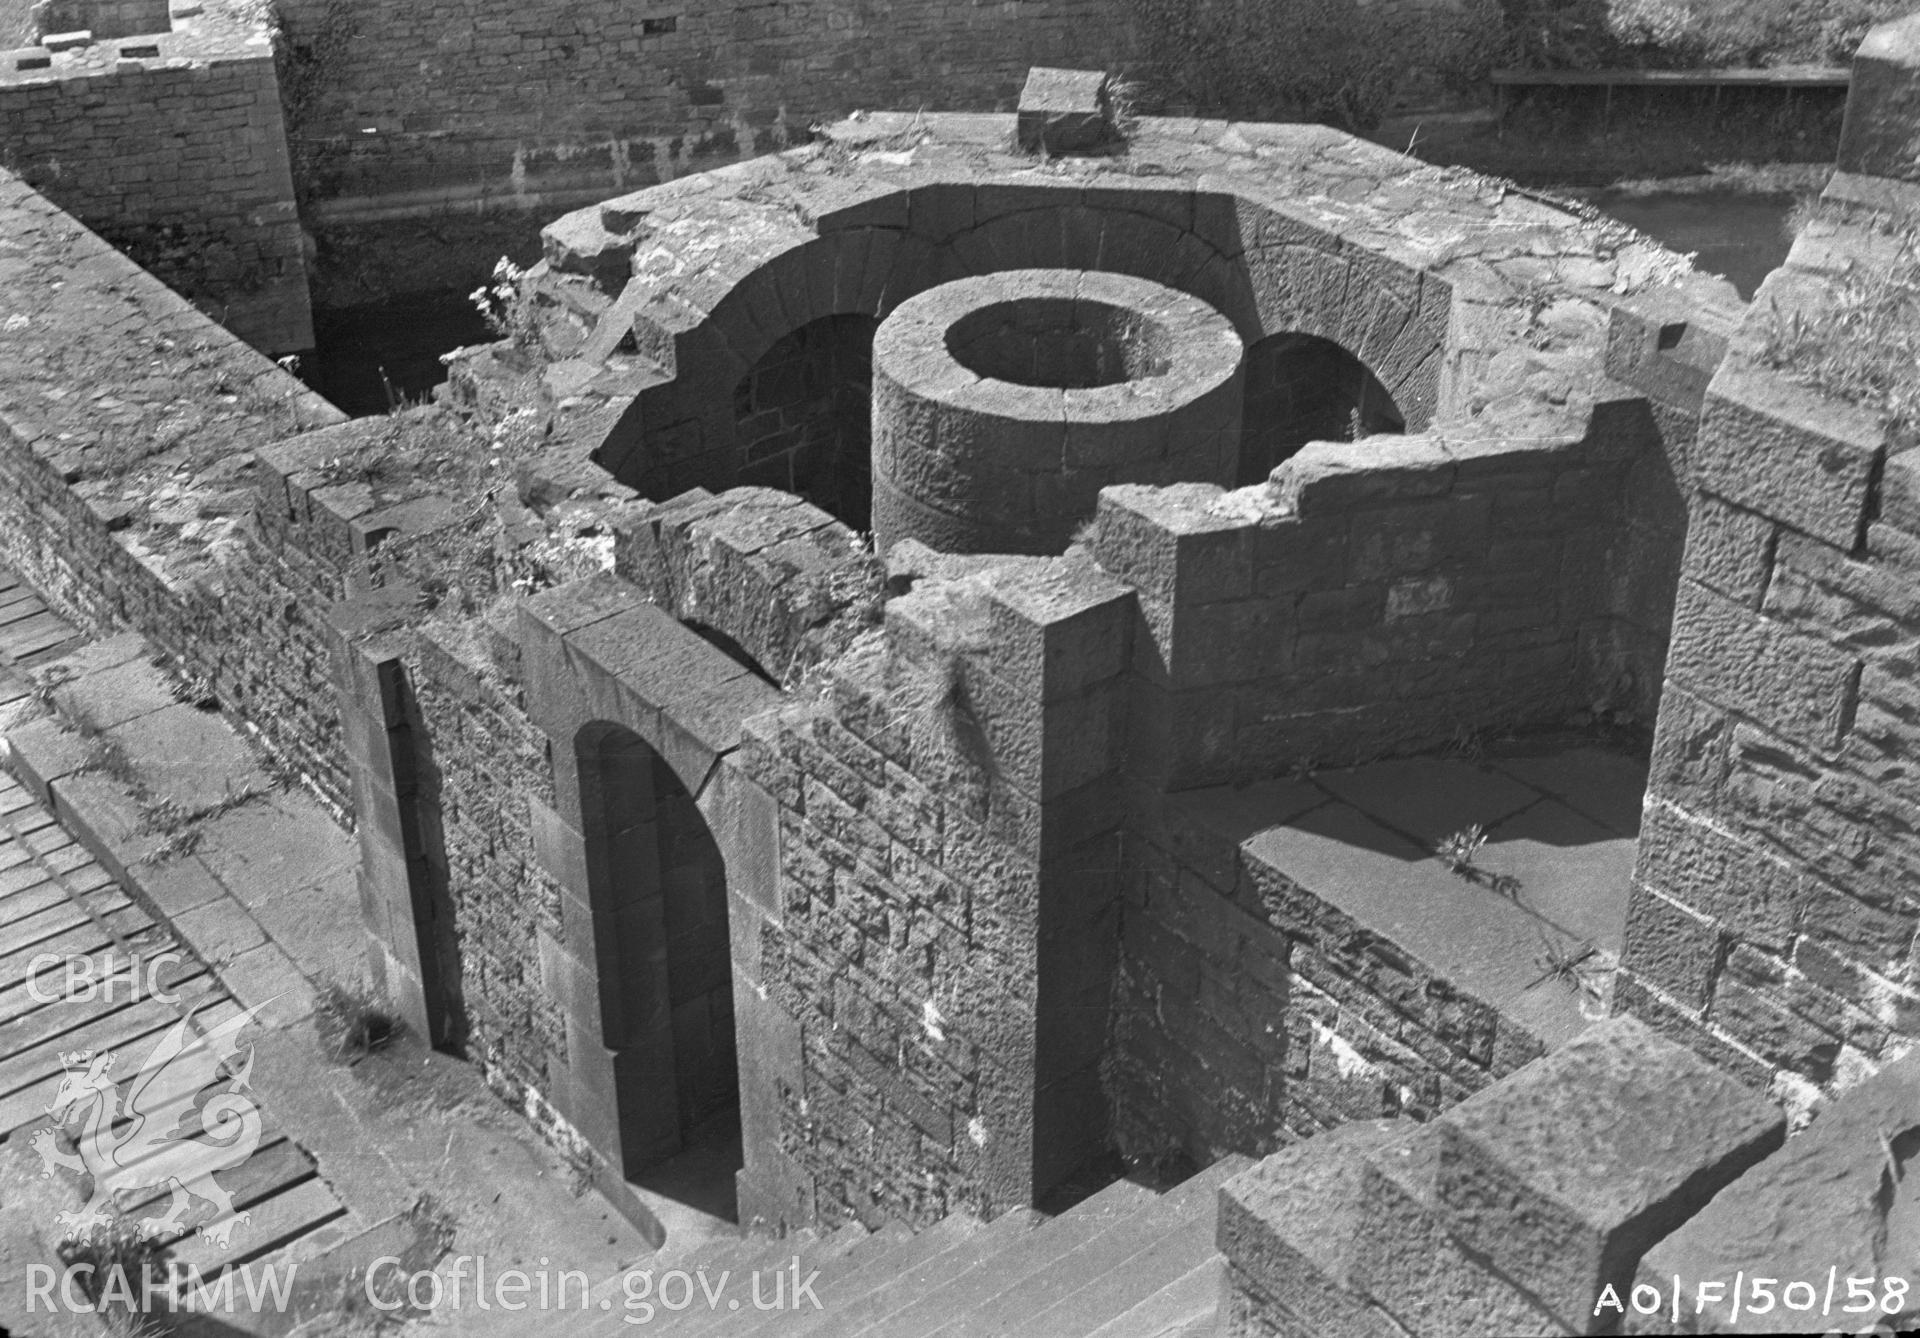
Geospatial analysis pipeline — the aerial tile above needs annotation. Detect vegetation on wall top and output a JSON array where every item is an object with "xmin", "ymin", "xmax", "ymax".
[
  {"xmin": 1503, "ymin": 0, "xmax": 1913, "ymax": 69},
  {"xmin": 1759, "ymin": 201, "xmax": 1920, "ymax": 445}
]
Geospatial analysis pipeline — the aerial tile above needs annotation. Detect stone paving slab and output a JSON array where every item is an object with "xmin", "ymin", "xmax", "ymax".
[
  {"xmin": 110, "ymin": 701, "xmax": 273, "ymax": 812},
  {"xmin": 1230, "ymin": 742, "xmax": 1643, "ymax": 1059},
  {"xmin": 1487, "ymin": 746, "xmax": 1648, "ymax": 839},
  {"xmin": 1478, "ymin": 796, "xmax": 1633, "ymax": 955},
  {"xmin": 49, "ymin": 654, "xmax": 179, "ymax": 729},
  {"xmin": 1311, "ymin": 756, "xmax": 1543, "ymax": 850},
  {"xmin": 1244, "ymin": 803, "xmax": 1592, "ymax": 1026}
]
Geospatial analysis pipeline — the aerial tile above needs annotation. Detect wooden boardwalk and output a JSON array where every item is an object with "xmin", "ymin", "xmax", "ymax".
[
  {"xmin": 0, "ymin": 565, "xmax": 80, "ymax": 667},
  {"xmin": 0, "ymin": 566, "xmax": 347, "ymax": 1278}
]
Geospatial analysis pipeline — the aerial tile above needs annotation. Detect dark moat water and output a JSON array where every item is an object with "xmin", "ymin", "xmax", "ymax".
[
  {"xmin": 300, "ymin": 290, "xmax": 495, "ymax": 417},
  {"xmin": 1589, "ymin": 192, "xmax": 1796, "ymax": 300}
]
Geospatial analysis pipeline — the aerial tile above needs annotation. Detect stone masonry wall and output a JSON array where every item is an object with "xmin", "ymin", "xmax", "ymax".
[
  {"xmin": 275, "ymin": 0, "xmax": 1134, "ymax": 220},
  {"xmin": 732, "ymin": 314, "xmax": 878, "ymax": 531},
  {"xmin": 0, "ymin": 12, "xmax": 313, "ymax": 351},
  {"xmin": 1087, "ymin": 412, "xmax": 1656, "ymax": 793},
  {"xmin": 1218, "ymin": 1017, "xmax": 1920, "ymax": 1337},
  {"xmin": 1618, "ymin": 211, "xmax": 1920, "ymax": 1109},
  {"xmin": 734, "ymin": 541, "xmax": 1137, "ymax": 1225},
  {"xmin": 406, "ymin": 622, "xmax": 570, "ymax": 1103},
  {"xmin": 742, "ymin": 670, "xmax": 1044, "ymax": 1228},
  {"xmin": 1237, "ymin": 334, "xmax": 1407, "ymax": 487},
  {"xmin": 1107, "ymin": 797, "xmax": 1543, "ymax": 1173}
]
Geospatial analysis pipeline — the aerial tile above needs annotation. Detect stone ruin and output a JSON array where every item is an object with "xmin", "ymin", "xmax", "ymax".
[{"xmin": 1, "ymin": 12, "xmax": 1920, "ymax": 1337}]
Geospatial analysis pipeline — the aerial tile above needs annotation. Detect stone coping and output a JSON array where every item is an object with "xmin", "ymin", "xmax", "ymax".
[{"xmin": 878, "ymin": 269, "xmax": 1241, "ymax": 420}]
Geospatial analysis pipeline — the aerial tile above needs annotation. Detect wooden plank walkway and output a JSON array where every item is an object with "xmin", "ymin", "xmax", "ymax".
[
  {"xmin": 0, "ymin": 564, "xmax": 81, "ymax": 667},
  {"xmin": 0, "ymin": 767, "xmax": 345, "ymax": 1272}
]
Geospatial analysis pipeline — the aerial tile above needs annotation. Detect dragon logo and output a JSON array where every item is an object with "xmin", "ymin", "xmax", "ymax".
[{"xmin": 29, "ymin": 1002, "xmax": 269, "ymax": 1250}]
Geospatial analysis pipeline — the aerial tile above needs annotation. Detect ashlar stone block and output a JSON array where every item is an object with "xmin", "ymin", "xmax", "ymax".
[{"xmin": 1434, "ymin": 1016, "xmax": 1785, "ymax": 1331}]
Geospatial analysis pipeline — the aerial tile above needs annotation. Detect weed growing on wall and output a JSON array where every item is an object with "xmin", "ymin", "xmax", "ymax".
[
  {"xmin": 1436, "ymin": 823, "xmax": 1488, "ymax": 875},
  {"xmin": 1758, "ymin": 203, "xmax": 1920, "ymax": 441},
  {"xmin": 1530, "ymin": 935, "xmax": 1603, "ymax": 996},
  {"xmin": 1505, "ymin": 0, "xmax": 1912, "ymax": 69},
  {"xmin": 1434, "ymin": 823, "xmax": 1524, "ymax": 898},
  {"xmin": 471, "ymin": 257, "xmax": 543, "ymax": 351}
]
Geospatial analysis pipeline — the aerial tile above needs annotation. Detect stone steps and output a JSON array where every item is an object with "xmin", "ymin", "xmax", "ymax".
[
  {"xmin": 537, "ymin": 1157, "xmax": 1242, "ymax": 1336},
  {"xmin": 916, "ymin": 1157, "xmax": 1251, "ymax": 1338},
  {"xmin": 1082, "ymin": 1256, "xmax": 1226, "ymax": 1338},
  {"xmin": 895, "ymin": 1179, "xmax": 1166, "ymax": 1338}
]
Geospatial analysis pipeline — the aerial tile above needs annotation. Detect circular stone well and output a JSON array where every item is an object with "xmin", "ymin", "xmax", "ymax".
[{"xmin": 871, "ymin": 269, "xmax": 1244, "ymax": 555}]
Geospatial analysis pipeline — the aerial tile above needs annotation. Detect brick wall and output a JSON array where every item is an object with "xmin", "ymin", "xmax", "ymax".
[
  {"xmin": 0, "ymin": 15, "xmax": 313, "ymax": 352},
  {"xmin": 275, "ymin": 0, "xmax": 1135, "ymax": 219}
]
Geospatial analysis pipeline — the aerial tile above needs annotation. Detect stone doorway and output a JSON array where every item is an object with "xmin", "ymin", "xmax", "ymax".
[{"xmin": 575, "ymin": 722, "xmax": 740, "ymax": 1182}]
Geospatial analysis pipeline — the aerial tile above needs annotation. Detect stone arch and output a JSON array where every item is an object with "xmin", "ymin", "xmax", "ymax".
[
  {"xmin": 594, "ymin": 185, "xmax": 1451, "ymax": 512},
  {"xmin": 518, "ymin": 586, "xmax": 786, "ymax": 1198},
  {"xmin": 731, "ymin": 311, "xmax": 880, "ymax": 531},
  {"xmin": 1236, "ymin": 332, "xmax": 1407, "ymax": 485}
]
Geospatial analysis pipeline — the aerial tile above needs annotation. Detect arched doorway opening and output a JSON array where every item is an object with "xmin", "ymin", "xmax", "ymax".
[
  {"xmin": 1237, "ymin": 332, "xmax": 1405, "ymax": 485},
  {"xmin": 575, "ymin": 721, "xmax": 740, "ymax": 1183},
  {"xmin": 733, "ymin": 313, "xmax": 879, "ymax": 532}
]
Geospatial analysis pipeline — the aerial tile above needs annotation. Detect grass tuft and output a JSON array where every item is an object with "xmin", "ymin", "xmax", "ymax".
[
  {"xmin": 1758, "ymin": 202, "xmax": 1920, "ymax": 442},
  {"xmin": 314, "ymin": 978, "xmax": 401, "ymax": 1064},
  {"xmin": 59, "ymin": 1221, "xmax": 176, "ymax": 1336}
]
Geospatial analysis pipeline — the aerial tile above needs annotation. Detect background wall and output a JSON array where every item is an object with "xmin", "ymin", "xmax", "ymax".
[
  {"xmin": 274, "ymin": 0, "xmax": 1135, "ymax": 220},
  {"xmin": 0, "ymin": 21, "xmax": 313, "ymax": 351}
]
